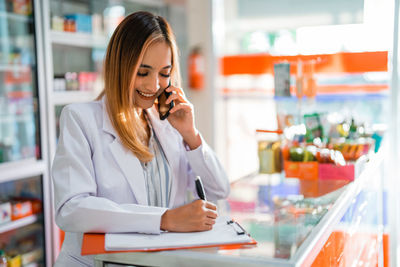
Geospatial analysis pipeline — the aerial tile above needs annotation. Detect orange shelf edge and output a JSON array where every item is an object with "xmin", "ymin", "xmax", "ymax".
[
  {"xmin": 221, "ymin": 51, "xmax": 388, "ymax": 76},
  {"xmin": 304, "ymin": 231, "xmax": 389, "ymax": 267}
]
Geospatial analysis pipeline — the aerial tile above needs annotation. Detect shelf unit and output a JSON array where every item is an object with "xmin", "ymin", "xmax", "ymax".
[{"xmin": 217, "ymin": 19, "xmax": 389, "ymax": 263}]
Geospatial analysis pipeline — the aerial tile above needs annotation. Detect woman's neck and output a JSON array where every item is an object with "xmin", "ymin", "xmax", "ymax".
[
  {"xmin": 135, "ymin": 107, "xmax": 144, "ymax": 118},
  {"xmin": 135, "ymin": 108, "xmax": 150, "ymax": 145}
]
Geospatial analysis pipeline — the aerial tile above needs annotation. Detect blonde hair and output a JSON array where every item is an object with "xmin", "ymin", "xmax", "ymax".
[{"xmin": 98, "ymin": 11, "xmax": 181, "ymax": 162}]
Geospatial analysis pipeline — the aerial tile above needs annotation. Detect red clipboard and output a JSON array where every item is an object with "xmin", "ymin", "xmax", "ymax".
[{"xmin": 81, "ymin": 233, "xmax": 257, "ymax": 256}]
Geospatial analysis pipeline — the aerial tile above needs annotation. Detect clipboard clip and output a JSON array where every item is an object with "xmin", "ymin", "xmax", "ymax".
[{"xmin": 227, "ymin": 220, "xmax": 246, "ymax": 235}]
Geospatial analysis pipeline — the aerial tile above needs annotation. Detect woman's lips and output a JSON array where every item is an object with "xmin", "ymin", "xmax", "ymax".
[{"xmin": 136, "ymin": 89, "xmax": 156, "ymax": 99}]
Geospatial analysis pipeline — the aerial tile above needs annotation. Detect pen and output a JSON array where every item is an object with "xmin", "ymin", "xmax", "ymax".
[{"xmin": 195, "ymin": 176, "xmax": 207, "ymax": 201}]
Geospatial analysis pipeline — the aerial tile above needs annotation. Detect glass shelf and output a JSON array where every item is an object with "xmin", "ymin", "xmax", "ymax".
[
  {"xmin": 0, "ymin": 64, "xmax": 31, "ymax": 72},
  {"xmin": 52, "ymin": 90, "xmax": 99, "ymax": 105},
  {"xmin": 50, "ymin": 30, "xmax": 108, "ymax": 48},
  {"xmin": 0, "ymin": 11, "xmax": 33, "ymax": 23},
  {"xmin": 0, "ymin": 215, "xmax": 39, "ymax": 234}
]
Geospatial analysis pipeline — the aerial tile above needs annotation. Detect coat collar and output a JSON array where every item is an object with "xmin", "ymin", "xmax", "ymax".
[
  {"xmin": 101, "ymin": 97, "xmax": 179, "ymax": 207},
  {"xmin": 101, "ymin": 97, "xmax": 147, "ymax": 205},
  {"xmin": 101, "ymin": 97, "xmax": 118, "ymax": 138}
]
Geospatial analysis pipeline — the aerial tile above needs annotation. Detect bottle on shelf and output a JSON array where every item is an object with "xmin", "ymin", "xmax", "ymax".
[{"xmin": 0, "ymin": 250, "xmax": 7, "ymax": 267}]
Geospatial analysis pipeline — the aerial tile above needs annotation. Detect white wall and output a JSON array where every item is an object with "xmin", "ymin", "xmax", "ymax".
[{"xmin": 185, "ymin": 0, "xmax": 217, "ymax": 149}]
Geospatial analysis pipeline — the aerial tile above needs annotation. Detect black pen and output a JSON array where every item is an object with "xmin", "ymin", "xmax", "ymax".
[{"xmin": 195, "ymin": 176, "xmax": 207, "ymax": 201}]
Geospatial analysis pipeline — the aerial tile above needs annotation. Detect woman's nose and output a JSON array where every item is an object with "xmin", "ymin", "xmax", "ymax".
[{"xmin": 147, "ymin": 77, "xmax": 160, "ymax": 91}]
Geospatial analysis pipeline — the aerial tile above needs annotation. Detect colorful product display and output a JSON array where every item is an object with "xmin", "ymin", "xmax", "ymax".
[
  {"xmin": 258, "ymin": 111, "xmax": 376, "ymax": 181},
  {"xmin": 51, "ymin": 13, "xmax": 105, "ymax": 36},
  {"xmin": 53, "ymin": 72, "xmax": 100, "ymax": 92}
]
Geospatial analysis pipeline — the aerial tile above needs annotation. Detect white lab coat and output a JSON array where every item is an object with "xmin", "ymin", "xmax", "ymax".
[{"xmin": 51, "ymin": 97, "xmax": 230, "ymax": 266}]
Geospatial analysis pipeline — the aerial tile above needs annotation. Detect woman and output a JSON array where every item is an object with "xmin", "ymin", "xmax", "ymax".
[{"xmin": 52, "ymin": 11, "xmax": 230, "ymax": 266}]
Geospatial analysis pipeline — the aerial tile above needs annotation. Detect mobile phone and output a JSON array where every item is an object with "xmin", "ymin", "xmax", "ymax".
[{"xmin": 158, "ymin": 82, "xmax": 174, "ymax": 120}]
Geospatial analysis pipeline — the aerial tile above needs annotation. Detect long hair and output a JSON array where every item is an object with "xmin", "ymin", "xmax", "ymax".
[{"xmin": 98, "ymin": 11, "xmax": 181, "ymax": 162}]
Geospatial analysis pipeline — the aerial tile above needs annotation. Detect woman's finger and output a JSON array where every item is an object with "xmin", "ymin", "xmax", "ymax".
[
  {"xmin": 166, "ymin": 85, "xmax": 183, "ymax": 94},
  {"xmin": 206, "ymin": 209, "xmax": 218, "ymax": 219},
  {"xmin": 166, "ymin": 92, "xmax": 182, "ymax": 104},
  {"xmin": 166, "ymin": 86, "xmax": 187, "ymax": 100},
  {"xmin": 205, "ymin": 201, "xmax": 217, "ymax": 211},
  {"xmin": 204, "ymin": 218, "xmax": 216, "ymax": 226},
  {"xmin": 169, "ymin": 103, "xmax": 193, "ymax": 114}
]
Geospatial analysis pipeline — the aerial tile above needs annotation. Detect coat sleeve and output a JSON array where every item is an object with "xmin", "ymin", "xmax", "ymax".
[
  {"xmin": 52, "ymin": 105, "xmax": 167, "ymax": 234},
  {"xmin": 183, "ymin": 134, "xmax": 230, "ymax": 201}
]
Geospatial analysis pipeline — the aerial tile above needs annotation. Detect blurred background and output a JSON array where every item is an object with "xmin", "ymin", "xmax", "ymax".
[{"xmin": 0, "ymin": 0, "xmax": 398, "ymax": 266}]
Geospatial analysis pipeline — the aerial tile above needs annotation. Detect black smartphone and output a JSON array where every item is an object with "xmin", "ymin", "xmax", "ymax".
[{"xmin": 158, "ymin": 82, "xmax": 174, "ymax": 120}]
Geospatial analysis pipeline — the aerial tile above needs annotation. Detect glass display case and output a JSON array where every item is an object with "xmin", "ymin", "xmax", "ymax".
[
  {"xmin": 0, "ymin": 0, "xmax": 40, "ymax": 163},
  {"xmin": 0, "ymin": 176, "xmax": 46, "ymax": 266},
  {"xmin": 221, "ymin": 149, "xmax": 384, "ymax": 266},
  {"xmin": 0, "ymin": 0, "xmax": 51, "ymax": 265}
]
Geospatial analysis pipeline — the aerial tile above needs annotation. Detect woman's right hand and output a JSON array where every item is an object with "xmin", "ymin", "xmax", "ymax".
[{"xmin": 160, "ymin": 200, "xmax": 218, "ymax": 232}]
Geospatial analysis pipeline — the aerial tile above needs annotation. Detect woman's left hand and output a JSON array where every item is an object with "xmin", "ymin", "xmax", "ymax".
[{"xmin": 163, "ymin": 85, "xmax": 201, "ymax": 150}]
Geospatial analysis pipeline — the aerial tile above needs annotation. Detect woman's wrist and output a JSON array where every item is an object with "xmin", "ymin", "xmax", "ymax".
[
  {"xmin": 182, "ymin": 129, "xmax": 202, "ymax": 150},
  {"xmin": 160, "ymin": 210, "xmax": 171, "ymax": 231}
]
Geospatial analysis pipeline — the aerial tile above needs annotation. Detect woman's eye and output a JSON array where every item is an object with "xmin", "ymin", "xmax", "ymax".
[
  {"xmin": 137, "ymin": 72, "xmax": 148, "ymax": 77},
  {"xmin": 160, "ymin": 73, "xmax": 170, "ymax": 78}
]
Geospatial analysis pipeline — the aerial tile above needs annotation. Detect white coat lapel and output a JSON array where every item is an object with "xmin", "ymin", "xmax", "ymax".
[
  {"xmin": 146, "ymin": 107, "xmax": 180, "ymax": 208},
  {"xmin": 101, "ymin": 98, "xmax": 147, "ymax": 205}
]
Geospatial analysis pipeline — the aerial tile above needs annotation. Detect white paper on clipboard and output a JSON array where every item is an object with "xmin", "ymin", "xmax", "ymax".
[{"xmin": 105, "ymin": 216, "xmax": 253, "ymax": 251}]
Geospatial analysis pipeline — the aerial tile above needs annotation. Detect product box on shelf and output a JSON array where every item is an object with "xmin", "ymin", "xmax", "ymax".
[
  {"xmin": 65, "ymin": 14, "xmax": 92, "ymax": 33},
  {"xmin": 0, "ymin": 202, "xmax": 12, "ymax": 225},
  {"xmin": 257, "ymin": 129, "xmax": 283, "ymax": 174},
  {"xmin": 8, "ymin": 254, "xmax": 22, "ymax": 267},
  {"xmin": 274, "ymin": 62, "xmax": 291, "ymax": 97},
  {"xmin": 13, "ymin": 0, "xmax": 32, "ymax": 15},
  {"xmin": 283, "ymin": 160, "xmax": 319, "ymax": 180},
  {"xmin": 319, "ymin": 163, "xmax": 355, "ymax": 181},
  {"xmin": 21, "ymin": 248, "xmax": 42, "ymax": 266},
  {"xmin": 78, "ymin": 72, "xmax": 98, "ymax": 91},
  {"xmin": 11, "ymin": 200, "xmax": 32, "ymax": 221},
  {"xmin": 12, "ymin": 197, "xmax": 42, "ymax": 214},
  {"xmin": 284, "ymin": 160, "xmax": 356, "ymax": 181}
]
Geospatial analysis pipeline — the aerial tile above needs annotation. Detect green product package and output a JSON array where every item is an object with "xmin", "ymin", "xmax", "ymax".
[{"xmin": 304, "ymin": 113, "xmax": 324, "ymax": 143}]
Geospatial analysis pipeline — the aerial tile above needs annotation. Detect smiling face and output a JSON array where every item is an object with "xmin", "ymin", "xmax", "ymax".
[{"xmin": 133, "ymin": 41, "xmax": 172, "ymax": 109}]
